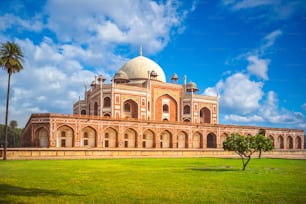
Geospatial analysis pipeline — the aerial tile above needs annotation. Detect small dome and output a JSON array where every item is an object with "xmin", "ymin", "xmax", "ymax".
[
  {"xmin": 186, "ymin": 81, "xmax": 198, "ymax": 92},
  {"xmin": 118, "ymin": 56, "xmax": 166, "ymax": 83},
  {"xmin": 150, "ymin": 70, "xmax": 158, "ymax": 78},
  {"xmin": 113, "ymin": 71, "xmax": 129, "ymax": 83},
  {"xmin": 171, "ymin": 73, "xmax": 179, "ymax": 81}
]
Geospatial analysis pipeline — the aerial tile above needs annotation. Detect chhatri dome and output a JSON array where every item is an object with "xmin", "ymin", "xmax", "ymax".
[{"xmin": 117, "ymin": 47, "xmax": 166, "ymax": 83}]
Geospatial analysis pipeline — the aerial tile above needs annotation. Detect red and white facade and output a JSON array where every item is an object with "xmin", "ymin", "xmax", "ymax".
[{"xmin": 22, "ymin": 54, "xmax": 304, "ymax": 150}]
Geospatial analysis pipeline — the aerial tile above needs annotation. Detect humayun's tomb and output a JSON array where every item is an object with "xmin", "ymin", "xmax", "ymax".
[{"xmin": 19, "ymin": 49, "xmax": 304, "ymax": 158}]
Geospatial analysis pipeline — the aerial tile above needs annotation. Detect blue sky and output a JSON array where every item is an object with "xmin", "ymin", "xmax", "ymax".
[{"xmin": 0, "ymin": 0, "xmax": 306, "ymax": 131}]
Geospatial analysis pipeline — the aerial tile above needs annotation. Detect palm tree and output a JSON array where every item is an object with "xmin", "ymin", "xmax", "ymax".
[{"xmin": 0, "ymin": 41, "xmax": 24, "ymax": 160}]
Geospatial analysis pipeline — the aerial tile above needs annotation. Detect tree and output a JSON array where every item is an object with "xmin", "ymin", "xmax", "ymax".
[
  {"xmin": 9, "ymin": 120, "xmax": 18, "ymax": 147},
  {"xmin": 254, "ymin": 134, "xmax": 273, "ymax": 159},
  {"xmin": 223, "ymin": 134, "xmax": 258, "ymax": 171},
  {"xmin": 0, "ymin": 41, "xmax": 24, "ymax": 160}
]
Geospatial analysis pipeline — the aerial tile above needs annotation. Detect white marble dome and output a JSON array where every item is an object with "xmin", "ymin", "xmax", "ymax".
[{"xmin": 118, "ymin": 55, "xmax": 166, "ymax": 82}]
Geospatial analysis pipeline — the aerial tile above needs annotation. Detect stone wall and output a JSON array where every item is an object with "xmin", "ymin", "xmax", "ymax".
[{"xmin": 1, "ymin": 148, "xmax": 305, "ymax": 160}]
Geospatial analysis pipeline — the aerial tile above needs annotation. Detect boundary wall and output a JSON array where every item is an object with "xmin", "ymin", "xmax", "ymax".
[{"xmin": 1, "ymin": 148, "xmax": 305, "ymax": 160}]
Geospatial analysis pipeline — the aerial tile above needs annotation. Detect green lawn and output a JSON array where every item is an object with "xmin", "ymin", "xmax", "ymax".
[{"xmin": 0, "ymin": 158, "xmax": 305, "ymax": 204}]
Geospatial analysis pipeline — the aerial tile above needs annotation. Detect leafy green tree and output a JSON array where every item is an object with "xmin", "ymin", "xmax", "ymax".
[
  {"xmin": 223, "ymin": 134, "xmax": 258, "ymax": 171},
  {"xmin": 254, "ymin": 134, "xmax": 273, "ymax": 159},
  {"xmin": 0, "ymin": 41, "xmax": 24, "ymax": 160}
]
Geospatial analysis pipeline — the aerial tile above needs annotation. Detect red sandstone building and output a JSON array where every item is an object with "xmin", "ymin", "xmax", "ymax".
[{"xmin": 22, "ymin": 52, "xmax": 304, "ymax": 150}]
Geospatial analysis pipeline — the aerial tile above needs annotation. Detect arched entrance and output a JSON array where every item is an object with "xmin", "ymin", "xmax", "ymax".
[
  {"xmin": 56, "ymin": 125, "xmax": 74, "ymax": 147},
  {"xmin": 177, "ymin": 131, "xmax": 188, "ymax": 148},
  {"xmin": 104, "ymin": 127, "xmax": 118, "ymax": 148},
  {"xmin": 192, "ymin": 132, "xmax": 203, "ymax": 149},
  {"xmin": 81, "ymin": 126, "xmax": 96, "ymax": 147},
  {"xmin": 200, "ymin": 107, "xmax": 211, "ymax": 123},
  {"xmin": 207, "ymin": 133, "xmax": 216, "ymax": 148},
  {"xmin": 287, "ymin": 136, "xmax": 293, "ymax": 149},
  {"xmin": 296, "ymin": 136, "xmax": 302, "ymax": 149},
  {"xmin": 155, "ymin": 94, "xmax": 178, "ymax": 122},
  {"xmin": 123, "ymin": 128, "xmax": 137, "ymax": 148},
  {"xmin": 143, "ymin": 129, "xmax": 155, "ymax": 148},
  {"xmin": 160, "ymin": 130, "xmax": 172, "ymax": 148},
  {"xmin": 123, "ymin": 99, "xmax": 138, "ymax": 119},
  {"xmin": 268, "ymin": 135, "xmax": 275, "ymax": 148},
  {"xmin": 278, "ymin": 136, "xmax": 284, "ymax": 149},
  {"xmin": 36, "ymin": 127, "xmax": 49, "ymax": 147}
]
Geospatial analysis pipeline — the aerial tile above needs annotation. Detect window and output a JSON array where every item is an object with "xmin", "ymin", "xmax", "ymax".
[
  {"xmin": 81, "ymin": 110, "xmax": 86, "ymax": 115},
  {"xmin": 124, "ymin": 134, "xmax": 128, "ymax": 139},
  {"xmin": 94, "ymin": 102, "xmax": 98, "ymax": 115},
  {"xmin": 105, "ymin": 133, "xmax": 109, "ymax": 139},
  {"xmin": 163, "ymin": 104, "xmax": 169, "ymax": 113},
  {"xmin": 124, "ymin": 103, "xmax": 131, "ymax": 112},
  {"xmin": 183, "ymin": 105, "xmax": 190, "ymax": 114},
  {"xmin": 84, "ymin": 132, "xmax": 88, "ymax": 138},
  {"xmin": 84, "ymin": 140, "xmax": 88, "ymax": 146},
  {"xmin": 104, "ymin": 97, "xmax": 111, "ymax": 107},
  {"xmin": 61, "ymin": 139, "xmax": 66, "ymax": 147},
  {"xmin": 61, "ymin": 131, "xmax": 66, "ymax": 137}
]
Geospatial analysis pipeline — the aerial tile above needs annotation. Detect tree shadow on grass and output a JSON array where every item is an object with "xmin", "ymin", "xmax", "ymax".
[
  {"xmin": 188, "ymin": 166, "xmax": 240, "ymax": 172},
  {"xmin": 0, "ymin": 183, "xmax": 83, "ymax": 204}
]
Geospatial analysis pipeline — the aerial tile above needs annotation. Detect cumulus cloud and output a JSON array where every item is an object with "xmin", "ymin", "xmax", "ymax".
[
  {"xmin": 44, "ymin": 0, "xmax": 191, "ymax": 53},
  {"xmin": 204, "ymin": 73, "xmax": 264, "ymax": 114},
  {"xmin": 0, "ymin": 0, "xmax": 196, "ymax": 127},
  {"xmin": 247, "ymin": 55, "xmax": 269, "ymax": 80},
  {"xmin": 204, "ymin": 29, "xmax": 306, "ymax": 128}
]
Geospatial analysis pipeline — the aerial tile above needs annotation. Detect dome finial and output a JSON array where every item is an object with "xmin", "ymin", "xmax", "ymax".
[{"xmin": 140, "ymin": 44, "xmax": 143, "ymax": 56}]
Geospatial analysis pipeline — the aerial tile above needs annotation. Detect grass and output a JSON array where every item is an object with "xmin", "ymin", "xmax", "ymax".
[{"xmin": 0, "ymin": 158, "xmax": 306, "ymax": 204}]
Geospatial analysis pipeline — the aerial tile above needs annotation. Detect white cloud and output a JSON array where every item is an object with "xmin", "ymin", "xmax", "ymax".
[
  {"xmin": 222, "ymin": 0, "xmax": 306, "ymax": 20},
  {"xmin": 247, "ymin": 55, "xmax": 269, "ymax": 80},
  {"xmin": 44, "ymin": 0, "xmax": 191, "ymax": 54},
  {"xmin": 261, "ymin": 29, "xmax": 282, "ymax": 52},
  {"xmin": 205, "ymin": 73, "xmax": 264, "ymax": 114},
  {"xmin": 224, "ymin": 114, "xmax": 264, "ymax": 123},
  {"xmin": 0, "ymin": 13, "xmax": 43, "ymax": 32}
]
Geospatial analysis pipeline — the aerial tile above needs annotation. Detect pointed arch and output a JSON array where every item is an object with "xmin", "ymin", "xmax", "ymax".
[
  {"xmin": 103, "ymin": 97, "xmax": 111, "ymax": 107},
  {"xmin": 268, "ymin": 135, "xmax": 275, "ymax": 148},
  {"xmin": 296, "ymin": 136, "xmax": 302, "ymax": 149},
  {"xmin": 160, "ymin": 130, "xmax": 173, "ymax": 148},
  {"xmin": 207, "ymin": 132, "xmax": 217, "ymax": 148},
  {"xmin": 155, "ymin": 94, "xmax": 178, "ymax": 122},
  {"xmin": 200, "ymin": 107, "xmax": 211, "ymax": 123},
  {"xmin": 287, "ymin": 136, "xmax": 293, "ymax": 149},
  {"xmin": 177, "ymin": 131, "xmax": 188, "ymax": 148},
  {"xmin": 123, "ymin": 99, "xmax": 138, "ymax": 119},
  {"xmin": 81, "ymin": 126, "xmax": 96, "ymax": 147},
  {"xmin": 278, "ymin": 135, "xmax": 284, "ymax": 149},
  {"xmin": 192, "ymin": 131, "xmax": 203, "ymax": 149},
  {"xmin": 36, "ymin": 127, "xmax": 49, "ymax": 147},
  {"xmin": 143, "ymin": 129, "xmax": 155, "ymax": 148},
  {"xmin": 104, "ymin": 127, "xmax": 118, "ymax": 148},
  {"xmin": 123, "ymin": 128, "xmax": 137, "ymax": 148},
  {"xmin": 220, "ymin": 133, "xmax": 229, "ymax": 148},
  {"xmin": 56, "ymin": 125, "xmax": 74, "ymax": 147}
]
